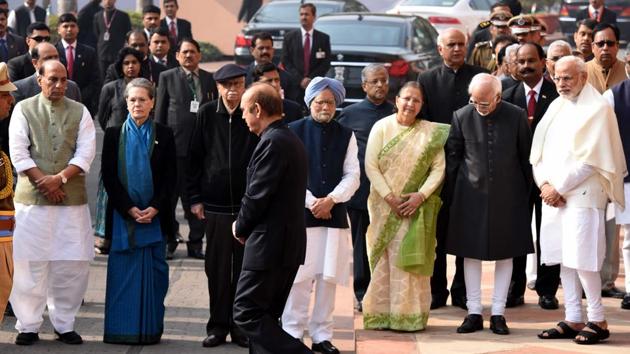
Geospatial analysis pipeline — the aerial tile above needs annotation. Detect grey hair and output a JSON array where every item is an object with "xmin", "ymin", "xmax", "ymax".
[
  {"xmin": 361, "ymin": 63, "xmax": 388, "ymax": 83},
  {"xmin": 124, "ymin": 77, "xmax": 155, "ymax": 99},
  {"xmin": 555, "ymin": 55, "xmax": 586, "ymax": 74},
  {"xmin": 468, "ymin": 73, "xmax": 502, "ymax": 96},
  {"xmin": 437, "ymin": 28, "xmax": 466, "ymax": 46},
  {"xmin": 547, "ymin": 40, "xmax": 572, "ymax": 57},
  {"xmin": 504, "ymin": 43, "xmax": 520, "ymax": 61}
]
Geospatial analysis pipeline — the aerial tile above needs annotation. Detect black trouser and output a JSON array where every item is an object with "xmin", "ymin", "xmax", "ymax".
[
  {"xmin": 348, "ymin": 208, "xmax": 370, "ymax": 302},
  {"xmin": 204, "ymin": 213, "xmax": 244, "ymax": 336},
  {"xmin": 431, "ymin": 209, "xmax": 466, "ymax": 300},
  {"xmin": 509, "ymin": 193, "xmax": 560, "ymax": 298},
  {"xmin": 168, "ymin": 157, "xmax": 206, "ymax": 252},
  {"xmin": 233, "ymin": 266, "xmax": 312, "ymax": 354}
]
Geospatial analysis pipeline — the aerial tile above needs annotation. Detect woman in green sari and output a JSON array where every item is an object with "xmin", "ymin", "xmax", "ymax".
[{"xmin": 362, "ymin": 82, "xmax": 449, "ymax": 331}]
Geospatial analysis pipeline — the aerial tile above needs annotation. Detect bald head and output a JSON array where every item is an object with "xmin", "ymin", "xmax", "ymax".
[
  {"xmin": 38, "ymin": 60, "xmax": 67, "ymax": 102},
  {"xmin": 468, "ymin": 73, "xmax": 502, "ymax": 116},
  {"xmin": 241, "ymin": 82, "xmax": 283, "ymax": 135},
  {"xmin": 437, "ymin": 28, "xmax": 467, "ymax": 69},
  {"xmin": 32, "ymin": 42, "xmax": 60, "ymax": 70}
]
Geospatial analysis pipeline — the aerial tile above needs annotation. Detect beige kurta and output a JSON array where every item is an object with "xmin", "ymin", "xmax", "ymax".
[{"xmin": 585, "ymin": 59, "xmax": 626, "ymax": 94}]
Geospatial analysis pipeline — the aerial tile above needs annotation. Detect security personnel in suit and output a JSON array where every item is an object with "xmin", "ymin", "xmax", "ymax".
[
  {"xmin": 77, "ymin": 0, "xmax": 102, "ymax": 49},
  {"xmin": 7, "ymin": 21, "xmax": 49, "ymax": 81},
  {"xmin": 186, "ymin": 64, "xmax": 254, "ymax": 348},
  {"xmin": 148, "ymin": 28, "xmax": 178, "ymax": 69},
  {"xmin": 0, "ymin": 8, "xmax": 27, "ymax": 63},
  {"xmin": 160, "ymin": 0, "xmax": 193, "ymax": 50},
  {"xmin": 469, "ymin": 11, "xmax": 512, "ymax": 71},
  {"xmin": 232, "ymin": 83, "xmax": 311, "ymax": 354},
  {"xmin": 103, "ymin": 30, "xmax": 166, "ymax": 86},
  {"xmin": 502, "ymin": 42, "xmax": 560, "ymax": 310},
  {"xmin": 575, "ymin": 0, "xmax": 617, "ymax": 25},
  {"xmin": 8, "ymin": 0, "xmax": 45, "ymax": 38},
  {"xmin": 93, "ymin": 0, "xmax": 132, "ymax": 80},
  {"xmin": 55, "ymin": 13, "xmax": 100, "ymax": 115},
  {"xmin": 280, "ymin": 3, "xmax": 331, "ymax": 101},
  {"xmin": 155, "ymin": 38, "xmax": 217, "ymax": 260}
]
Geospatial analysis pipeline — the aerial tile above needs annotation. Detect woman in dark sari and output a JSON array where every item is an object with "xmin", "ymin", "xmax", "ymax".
[
  {"xmin": 94, "ymin": 47, "xmax": 144, "ymax": 246},
  {"xmin": 101, "ymin": 78, "xmax": 176, "ymax": 344}
]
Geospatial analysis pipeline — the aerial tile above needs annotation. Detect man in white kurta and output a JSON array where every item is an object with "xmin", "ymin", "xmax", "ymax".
[
  {"xmin": 282, "ymin": 77, "xmax": 360, "ymax": 354},
  {"xmin": 8, "ymin": 61, "xmax": 95, "ymax": 345},
  {"xmin": 531, "ymin": 56, "xmax": 625, "ymax": 344}
]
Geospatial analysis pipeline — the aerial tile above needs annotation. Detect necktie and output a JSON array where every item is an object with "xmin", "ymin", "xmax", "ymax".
[
  {"xmin": 0, "ymin": 39, "xmax": 7, "ymax": 63},
  {"xmin": 188, "ymin": 72, "xmax": 201, "ymax": 100},
  {"xmin": 160, "ymin": 58, "xmax": 167, "ymax": 66},
  {"xmin": 303, "ymin": 32, "xmax": 311, "ymax": 77},
  {"xmin": 527, "ymin": 90, "xmax": 536, "ymax": 123},
  {"xmin": 66, "ymin": 45, "xmax": 74, "ymax": 79},
  {"xmin": 593, "ymin": 10, "xmax": 599, "ymax": 20},
  {"xmin": 169, "ymin": 21, "xmax": 177, "ymax": 46}
]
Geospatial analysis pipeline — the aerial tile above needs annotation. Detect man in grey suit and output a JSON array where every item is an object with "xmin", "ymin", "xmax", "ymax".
[
  {"xmin": 155, "ymin": 38, "xmax": 217, "ymax": 259},
  {"xmin": 12, "ymin": 42, "xmax": 81, "ymax": 104},
  {"xmin": 0, "ymin": 8, "xmax": 27, "ymax": 63}
]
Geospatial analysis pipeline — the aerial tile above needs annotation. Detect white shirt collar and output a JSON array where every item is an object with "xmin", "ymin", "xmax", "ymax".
[
  {"xmin": 61, "ymin": 39, "xmax": 77, "ymax": 49},
  {"xmin": 589, "ymin": 4, "xmax": 604, "ymax": 13},
  {"xmin": 524, "ymin": 77, "xmax": 544, "ymax": 98},
  {"xmin": 166, "ymin": 17, "xmax": 177, "ymax": 26},
  {"xmin": 301, "ymin": 27, "xmax": 313, "ymax": 38}
]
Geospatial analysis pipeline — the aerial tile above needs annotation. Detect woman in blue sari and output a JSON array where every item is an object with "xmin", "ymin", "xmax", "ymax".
[{"xmin": 101, "ymin": 78, "xmax": 176, "ymax": 344}]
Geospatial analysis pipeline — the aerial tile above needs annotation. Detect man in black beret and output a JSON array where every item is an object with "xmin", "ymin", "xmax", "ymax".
[{"xmin": 186, "ymin": 63, "xmax": 259, "ymax": 348}]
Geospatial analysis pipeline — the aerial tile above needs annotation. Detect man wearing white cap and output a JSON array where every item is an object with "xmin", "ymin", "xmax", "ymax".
[
  {"xmin": 283, "ymin": 77, "xmax": 359, "ymax": 354},
  {"xmin": 0, "ymin": 62, "xmax": 16, "ymax": 324}
]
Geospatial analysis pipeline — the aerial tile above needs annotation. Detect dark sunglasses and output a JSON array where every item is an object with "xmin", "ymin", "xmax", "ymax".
[
  {"xmin": 30, "ymin": 36, "xmax": 51, "ymax": 42},
  {"xmin": 593, "ymin": 40, "xmax": 617, "ymax": 48}
]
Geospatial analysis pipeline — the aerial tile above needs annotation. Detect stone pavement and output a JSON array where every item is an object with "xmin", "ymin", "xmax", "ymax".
[{"xmin": 355, "ymin": 255, "xmax": 630, "ymax": 354}]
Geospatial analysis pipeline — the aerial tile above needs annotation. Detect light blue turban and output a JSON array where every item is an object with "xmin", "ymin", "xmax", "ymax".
[{"xmin": 304, "ymin": 77, "xmax": 346, "ymax": 107}]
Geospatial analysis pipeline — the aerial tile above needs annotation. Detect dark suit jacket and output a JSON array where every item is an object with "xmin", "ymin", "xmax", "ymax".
[
  {"xmin": 104, "ymin": 58, "xmax": 167, "ymax": 86},
  {"xmin": 576, "ymin": 7, "xmax": 617, "ymax": 25},
  {"xmin": 150, "ymin": 53, "xmax": 179, "ymax": 69},
  {"xmin": 55, "ymin": 41, "xmax": 100, "ymax": 113},
  {"xmin": 155, "ymin": 67, "xmax": 218, "ymax": 157},
  {"xmin": 7, "ymin": 53, "xmax": 34, "ymax": 81},
  {"xmin": 93, "ymin": 8, "xmax": 132, "ymax": 63},
  {"xmin": 160, "ymin": 17, "xmax": 193, "ymax": 46},
  {"xmin": 281, "ymin": 29, "xmax": 331, "ymax": 80},
  {"xmin": 77, "ymin": 1, "xmax": 103, "ymax": 49},
  {"xmin": 101, "ymin": 122, "xmax": 177, "ymax": 242},
  {"xmin": 2, "ymin": 33, "xmax": 27, "ymax": 62},
  {"xmin": 245, "ymin": 62, "xmax": 301, "ymax": 103},
  {"xmin": 502, "ymin": 78, "xmax": 558, "ymax": 134},
  {"xmin": 97, "ymin": 78, "xmax": 127, "ymax": 130},
  {"xmin": 12, "ymin": 74, "xmax": 82, "ymax": 104},
  {"xmin": 235, "ymin": 120, "xmax": 308, "ymax": 270},
  {"xmin": 12, "ymin": 5, "xmax": 46, "ymax": 38}
]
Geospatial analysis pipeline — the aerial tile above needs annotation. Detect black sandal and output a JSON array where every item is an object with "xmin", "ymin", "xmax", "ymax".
[
  {"xmin": 574, "ymin": 321, "xmax": 610, "ymax": 345},
  {"xmin": 537, "ymin": 321, "xmax": 581, "ymax": 339}
]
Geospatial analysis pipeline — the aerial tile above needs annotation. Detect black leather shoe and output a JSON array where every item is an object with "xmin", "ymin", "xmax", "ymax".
[
  {"xmin": 312, "ymin": 340, "xmax": 340, "ymax": 354},
  {"xmin": 166, "ymin": 250, "xmax": 174, "ymax": 260},
  {"xmin": 451, "ymin": 295, "xmax": 467, "ymax": 310},
  {"xmin": 230, "ymin": 332, "xmax": 249, "ymax": 348},
  {"xmin": 456, "ymin": 314, "xmax": 483, "ymax": 333},
  {"xmin": 431, "ymin": 295, "xmax": 447, "ymax": 310},
  {"xmin": 356, "ymin": 301, "xmax": 363, "ymax": 312},
  {"xmin": 202, "ymin": 333, "xmax": 226, "ymax": 347},
  {"xmin": 490, "ymin": 315, "xmax": 510, "ymax": 335},
  {"xmin": 187, "ymin": 249, "xmax": 205, "ymax": 259},
  {"xmin": 55, "ymin": 330, "xmax": 83, "ymax": 344},
  {"xmin": 601, "ymin": 286, "xmax": 625, "ymax": 299},
  {"xmin": 15, "ymin": 332, "xmax": 39, "ymax": 345},
  {"xmin": 621, "ymin": 293, "xmax": 630, "ymax": 310},
  {"xmin": 538, "ymin": 295, "xmax": 559, "ymax": 310},
  {"xmin": 505, "ymin": 295, "xmax": 524, "ymax": 308}
]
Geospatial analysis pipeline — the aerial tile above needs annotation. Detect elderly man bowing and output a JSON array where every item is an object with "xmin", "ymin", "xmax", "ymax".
[
  {"xmin": 283, "ymin": 77, "xmax": 359, "ymax": 354},
  {"xmin": 446, "ymin": 73, "xmax": 533, "ymax": 335},
  {"xmin": 534, "ymin": 56, "xmax": 625, "ymax": 345},
  {"xmin": 8, "ymin": 60, "xmax": 96, "ymax": 346}
]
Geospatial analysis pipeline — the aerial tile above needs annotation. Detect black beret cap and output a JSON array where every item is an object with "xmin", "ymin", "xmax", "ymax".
[{"xmin": 214, "ymin": 64, "xmax": 247, "ymax": 82}]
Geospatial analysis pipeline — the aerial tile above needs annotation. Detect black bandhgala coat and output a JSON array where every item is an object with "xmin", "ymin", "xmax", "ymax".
[{"xmin": 445, "ymin": 102, "xmax": 534, "ymax": 260}]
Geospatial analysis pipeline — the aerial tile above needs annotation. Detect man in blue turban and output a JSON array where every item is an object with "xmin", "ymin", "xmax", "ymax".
[{"xmin": 283, "ymin": 77, "xmax": 360, "ymax": 354}]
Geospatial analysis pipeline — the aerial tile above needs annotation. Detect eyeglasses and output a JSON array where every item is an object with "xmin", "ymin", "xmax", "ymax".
[
  {"xmin": 312, "ymin": 99, "xmax": 335, "ymax": 107},
  {"xmin": 364, "ymin": 79, "xmax": 389, "ymax": 86},
  {"xmin": 552, "ymin": 75, "xmax": 575, "ymax": 83},
  {"xmin": 469, "ymin": 97, "xmax": 496, "ymax": 109},
  {"xmin": 30, "ymin": 36, "xmax": 50, "ymax": 42},
  {"xmin": 593, "ymin": 40, "xmax": 617, "ymax": 48}
]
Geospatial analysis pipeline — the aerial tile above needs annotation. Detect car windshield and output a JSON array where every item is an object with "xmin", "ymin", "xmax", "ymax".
[
  {"xmin": 252, "ymin": 2, "xmax": 342, "ymax": 23},
  {"xmin": 316, "ymin": 20, "xmax": 404, "ymax": 47},
  {"xmin": 399, "ymin": 0, "xmax": 459, "ymax": 7}
]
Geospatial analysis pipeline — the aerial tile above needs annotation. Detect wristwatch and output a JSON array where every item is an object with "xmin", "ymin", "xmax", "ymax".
[{"xmin": 59, "ymin": 172, "xmax": 68, "ymax": 184}]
